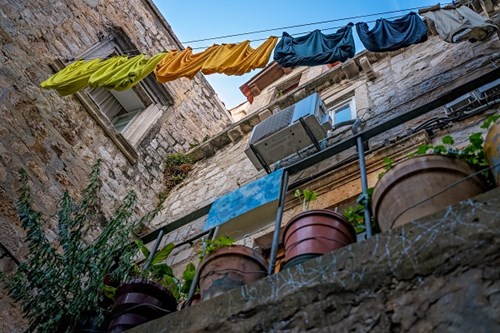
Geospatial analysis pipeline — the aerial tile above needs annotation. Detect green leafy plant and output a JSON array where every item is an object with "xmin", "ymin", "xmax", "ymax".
[
  {"xmin": 342, "ymin": 187, "xmax": 374, "ymax": 234},
  {"xmin": 179, "ymin": 262, "xmax": 197, "ymax": 297},
  {"xmin": 294, "ymin": 189, "xmax": 318, "ymax": 211},
  {"xmin": 132, "ymin": 241, "xmax": 201, "ymax": 301},
  {"xmin": 1, "ymin": 160, "xmax": 157, "ymax": 333},
  {"xmin": 412, "ymin": 114, "xmax": 500, "ymax": 170},
  {"xmin": 480, "ymin": 113, "xmax": 500, "ymax": 130},
  {"xmin": 162, "ymin": 153, "xmax": 193, "ymax": 198},
  {"xmin": 377, "ymin": 157, "xmax": 394, "ymax": 180},
  {"xmin": 198, "ymin": 236, "xmax": 235, "ymax": 260},
  {"xmin": 133, "ymin": 239, "xmax": 182, "ymax": 300}
]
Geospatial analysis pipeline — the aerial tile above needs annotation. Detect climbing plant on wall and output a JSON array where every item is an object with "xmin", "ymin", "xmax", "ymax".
[{"xmin": 1, "ymin": 160, "xmax": 162, "ymax": 333}]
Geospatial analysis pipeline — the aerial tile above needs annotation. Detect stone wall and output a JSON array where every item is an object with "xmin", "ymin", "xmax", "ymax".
[
  {"xmin": 131, "ymin": 188, "xmax": 500, "ymax": 333},
  {"xmin": 0, "ymin": 0, "xmax": 231, "ymax": 331}
]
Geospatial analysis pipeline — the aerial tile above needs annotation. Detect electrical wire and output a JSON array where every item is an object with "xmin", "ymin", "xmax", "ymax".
[
  {"xmin": 190, "ymin": 15, "xmax": 403, "ymax": 50},
  {"xmin": 181, "ymin": 4, "xmax": 451, "ymax": 44},
  {"xmin": 72, "ymin": 4, "xmax": 452, "ymax": 59}
]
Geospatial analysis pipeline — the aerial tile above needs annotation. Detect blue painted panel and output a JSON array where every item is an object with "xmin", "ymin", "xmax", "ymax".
[{"xmin": 204, "ymin": 169, "xmax": 284, "ymax": 231}]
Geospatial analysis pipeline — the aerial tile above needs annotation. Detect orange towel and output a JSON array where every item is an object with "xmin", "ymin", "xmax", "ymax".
[
  {"xmin": 202, "ymin": 36, "xmax": 278, "ymax": 75},
  {"xmin": 154, "ymin": 46, "xmax": 219, "ymax": 83}
]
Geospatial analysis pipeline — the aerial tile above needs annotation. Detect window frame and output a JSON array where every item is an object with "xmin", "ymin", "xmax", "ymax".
[
  {"xmin": 327, "ymin": 97, "xmax": 357, "ymax": 125},
  {"xmin": 51, "ymin": 28, "xmax": 175, "ymax": 164}
]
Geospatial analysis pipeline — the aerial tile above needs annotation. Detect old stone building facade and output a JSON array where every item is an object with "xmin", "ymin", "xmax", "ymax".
[
  {"xmin": 1, "ymin": 0, "xmax": 500, "ymax": 332},
  {"xmin": 0, "ymin": 0, "xmax": 231, "ymax": 331}
]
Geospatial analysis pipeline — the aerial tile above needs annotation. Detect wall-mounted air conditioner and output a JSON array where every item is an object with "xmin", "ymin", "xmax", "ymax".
[{"xmin": 245, "ymin": 93, "xmax": 331, "ymax": 171}]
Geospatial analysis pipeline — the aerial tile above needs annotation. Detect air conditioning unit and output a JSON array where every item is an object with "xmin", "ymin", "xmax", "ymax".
[
  {"xmin": 475, "ymin": 78, "xmax": 500, "ymax": 100},
  {"xmin": 245, "ymin": 93, "xmax": 331, "ymax": 171},
  {"xmin": 443, "ymin": 92, "xmax": 477, "ymax": 116}
]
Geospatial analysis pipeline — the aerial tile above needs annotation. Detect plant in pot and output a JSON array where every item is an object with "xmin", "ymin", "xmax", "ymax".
[
  {"xmin": 0, "ymin": 160, "xmax": 148, "ymax": 333},
  {"xmin": 107, "ymin": 240, "xmax": 180, "ymax": 333},
  {"xmin": 281, "ymin": 189, "xmax": 357, "ymax": 270},
  {"xmin": 197, "ymin": 236, "xmax": 268, "ymax": 302},
  {"xmin": 372, "ymin": 125, "xmax": 496, "ymax": 232},
  {"xmin": 342, "ymin": 187, "xmax": 377, "ymax": 239}
]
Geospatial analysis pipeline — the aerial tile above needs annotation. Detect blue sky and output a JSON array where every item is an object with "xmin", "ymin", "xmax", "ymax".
[{"xmin": 154, "ymin": 1, "xmax": 443, "ymax": 109}]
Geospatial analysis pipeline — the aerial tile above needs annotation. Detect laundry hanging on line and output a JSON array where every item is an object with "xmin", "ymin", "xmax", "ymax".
[
  {"xmin": 40, "ymin": 57, "xmax": 122, "ymax": 95},
  {"xmin": 273, "ymin": 23, "xmax": 355, "ymax": 68},
  {"xmin": 88, "ymin": 53, "xmax": 167, "ymax": 91},
  {"xmin": 41, "ymin": 53, "xmax": 167, "ymax": 95},
  {"xmin": 42, "ymin": 7, "xmax": 497, "ymax": 94},
  {"xmin": 356, "ymin": 12, "xmax": 428, "ymax": 52},
  {"xmin": 201, "ymin": 37, "xmax": 278, "ymax": 75},
  {"xmin": 155, "ymin": 36, "xmax": 278, "ymax": 83},
  {"xmin": 420, "ymin": 5, "xmax": 498, "ymax": 43}
]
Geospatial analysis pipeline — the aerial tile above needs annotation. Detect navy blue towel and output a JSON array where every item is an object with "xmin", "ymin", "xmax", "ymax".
[
  {"xmin": 273, "ymin": 23, "xmax": 355, "ymax": 67},
  {"xmin": 356, "ymin": 12, "xmax": 428, "ymax": 52}
]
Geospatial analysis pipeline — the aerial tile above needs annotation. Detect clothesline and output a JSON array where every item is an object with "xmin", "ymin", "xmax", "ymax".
[
  {"xmin": 181, "ymin": 4, "xmax": 452, "ymax": 44},
  {"xmin": 41, "ymin": 4, "xmax": 498, "ymax": 96}
]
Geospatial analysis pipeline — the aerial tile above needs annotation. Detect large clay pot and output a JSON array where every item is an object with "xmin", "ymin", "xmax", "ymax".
[
  {"xmin": 108, "ymin": 278, "xmax": 177, "ymax": 333},
  {"xmin": 198, "ymin": 245, "xmax": 267, "ymax": 301},
  {"xmin": 484, "ymin": 118, "xmax": 500, "ymax": 186},
  {"xmin": 372, "ymin": 155, "xmax": 487, "ymax": 232},
  {"xmin": 282, "ymin": 209, "xmax": 356, "ymax": 270}
]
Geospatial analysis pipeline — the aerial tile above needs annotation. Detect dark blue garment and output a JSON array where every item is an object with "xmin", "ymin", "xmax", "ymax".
[
  {"xmin": 273, "ymin": 23, "xmax": 355, "ymax": 67},
  {"xmin": 356, "ymin": 12, "xmax": 428, "ymax": 52}
]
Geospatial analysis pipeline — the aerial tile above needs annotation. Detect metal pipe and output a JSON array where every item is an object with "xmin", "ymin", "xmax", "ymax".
[
  {"xmin": 352, "ymin": 118, "xmax": 373, "ymax": 238},
  {"xmin": 186, "ymin": 227, "xmax": 216, "ymax": 307},
  {"xmin": 268, "ymin": 170, "xmax": 289, "ymax": 274},
  {"xmin": 142, "ymin": 229, "xmax": 164, "ymax": 272},
  {"xmin": 250, "ymin": 143, "xmax": 272, "ymax": 174},
  {"xmin": 299, "ymin": 118, "xmax": 321, "ymax": 151}
]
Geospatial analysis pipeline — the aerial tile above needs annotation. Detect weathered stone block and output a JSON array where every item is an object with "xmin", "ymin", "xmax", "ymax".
[{"xmin": 227, "ymin": 125, "xmax": 245, "ymax": 142}]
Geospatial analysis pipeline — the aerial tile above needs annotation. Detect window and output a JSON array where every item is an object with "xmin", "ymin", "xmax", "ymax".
[
  {"xmin": 85, "ymin": 86, "xmax": 147, "ymax": 133},
  {"xmin": 52, "ymin": 26, "xmax": 175, "ymax": 163},
  {"xmin": 328, "ymin": 98, "xmax": 356, "ymax": 124}
]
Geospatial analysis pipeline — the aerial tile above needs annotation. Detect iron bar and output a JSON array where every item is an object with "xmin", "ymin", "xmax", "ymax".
[
  {"xmin": 142, "ymin": 229, "xmax": 164, "ymax": 272},
  {"xmin": 299, "ymin": 117, "xmax": 321, "ymax": 151},
  {"xmin": 186, "ymin": 227, "xmax": 216, "ymax": 306},
  {"xmin": 250, "ymin": 143, "xmax": 272, "ymax": 174},
  {"xmin": 352, "ymin": 118, "xmax": 373, "ymax": 238},
  {"xmin": 268, "ymin": 170, "xmax": 289, "ymax": 274}
]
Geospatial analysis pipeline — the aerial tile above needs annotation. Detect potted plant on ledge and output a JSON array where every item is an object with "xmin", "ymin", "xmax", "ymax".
[
  {"xmin": 372, "ymin": 126, "xmax": 495, "ymax": 232},
  {"xmin": 197, "ymin": 236, "xmax": 268, "ymax": 301},
  {"xmin": 108, "ymin": 240, "xmax": 179, "ymax": 333},
  {"xmin": 281, "ymin": 189, "xmax": 357, "ymax": 270}
]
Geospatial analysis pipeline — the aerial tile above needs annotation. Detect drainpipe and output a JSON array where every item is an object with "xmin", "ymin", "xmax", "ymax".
[{"xmin": 352, "ymin": 118, "xmax": 373, "ymax": 239}]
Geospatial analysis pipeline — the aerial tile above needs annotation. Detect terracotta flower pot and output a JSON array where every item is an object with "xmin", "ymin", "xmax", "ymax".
[
  {"xmin": 198, "ymin": 245, "xmax": 268, "ymax": 301},
  {"xmin": 282, "ymin": 209, "xmax": 356, "ymax": 270},
  {"xmin": 485, "ymin": 118, "xmax": 500, "ymax": 186},
  {"xmin": 108, "ymin": 278, "xmax": 177, "ymax": 333},
  {"xmin": 372, "ymin": 155, "xmax": 487, "ymax": 232}
]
